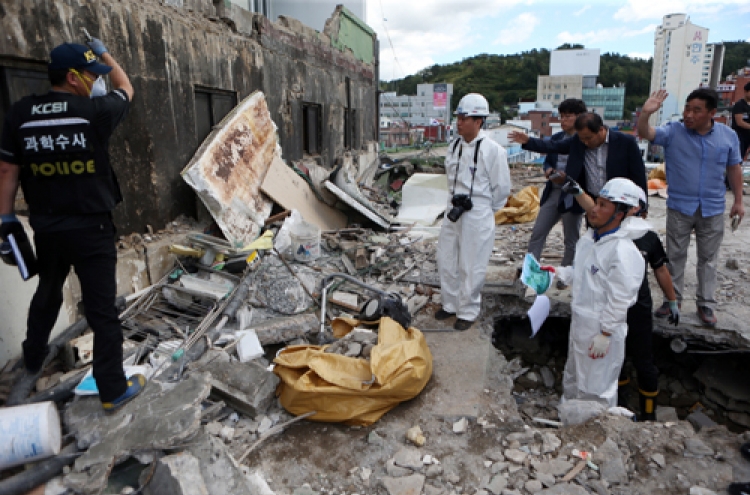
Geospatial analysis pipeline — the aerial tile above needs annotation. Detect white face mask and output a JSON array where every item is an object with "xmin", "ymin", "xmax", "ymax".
[{"xmin": 90, "ymin": 76, "xmax": 107, "ymax": 98}]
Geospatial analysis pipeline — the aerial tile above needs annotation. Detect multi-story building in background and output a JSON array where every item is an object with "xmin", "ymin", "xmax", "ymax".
[
  {"xmin": 536, "ymin": 48, "xmax": 626, "ymax": 123},
  {"xmin": 583, "ymin": 85, "xmax": 626, "ymax": 120},
  {"xmin": 649, "ymin": 13, "xmax": 723, "ymax": 125},
  {"xmin": 380, "ymin": 82, "xmax": 453, "ymax": 129}
]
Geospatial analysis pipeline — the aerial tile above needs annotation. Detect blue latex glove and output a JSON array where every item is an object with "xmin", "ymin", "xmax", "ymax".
[
  {"xmin": 668, "ymin": 300, "xmax": 679, "ymax": 326},
  {"xmin": 87, "ymin": 37, "xmax": 108, "ymax": 56}
]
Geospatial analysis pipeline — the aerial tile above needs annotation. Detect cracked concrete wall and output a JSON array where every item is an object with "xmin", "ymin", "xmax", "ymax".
[{"xmin": 0, "ymin": 0, "xmax": 377, "ymax": 234}]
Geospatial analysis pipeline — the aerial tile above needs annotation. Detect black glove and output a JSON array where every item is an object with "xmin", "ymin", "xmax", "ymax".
[
  {"xmin": 86, "ymin": 37, "xmax": 108, "ymax": 57},
  {"xmin": 561, "ymin": 176, "xmax": 583, "ymax": 196}
]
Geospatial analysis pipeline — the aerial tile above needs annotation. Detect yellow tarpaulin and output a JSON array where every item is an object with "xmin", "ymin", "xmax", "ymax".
[
  {"xmin": 494, "ymin": 186, "xmax": 540, "ymax": 225},
  {"xmin": 273, "ymin": 317, "xmax": 433, "ymax": 426},
  {"xmin": 648, "ymin": 163, "xmax": 666, "ymax": 181}
]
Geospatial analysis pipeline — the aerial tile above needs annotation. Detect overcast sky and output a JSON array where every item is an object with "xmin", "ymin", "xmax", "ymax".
[{"xmin": 363, "ymin": 0, "xmax": 750, "ymax": 82}]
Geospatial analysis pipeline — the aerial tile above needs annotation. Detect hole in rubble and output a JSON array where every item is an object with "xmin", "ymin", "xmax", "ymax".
[{"xmin": 492, "ymin": 315, "xmax": 750, "ymax": 432}]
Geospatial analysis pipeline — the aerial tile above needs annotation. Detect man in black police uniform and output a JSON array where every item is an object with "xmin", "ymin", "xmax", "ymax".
[{"xmin": 0, "ymin": 39, "xmax": 145, "ymax": 411}]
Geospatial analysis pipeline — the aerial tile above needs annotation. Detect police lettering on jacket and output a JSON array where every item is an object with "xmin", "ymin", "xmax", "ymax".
[{"xmin": 9, "ymin": 92, "xmax": 121, "ymax": 215}]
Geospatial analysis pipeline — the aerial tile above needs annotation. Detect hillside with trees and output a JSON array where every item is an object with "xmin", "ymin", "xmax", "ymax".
[{"xmin": 381, "ymin": 42, "xmax": 750, "ymax": 121}]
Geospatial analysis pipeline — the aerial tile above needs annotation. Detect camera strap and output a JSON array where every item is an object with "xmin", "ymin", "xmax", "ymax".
[{"xmin": 451, "ymin": 138, "xmax": 483, "ymax": 198}]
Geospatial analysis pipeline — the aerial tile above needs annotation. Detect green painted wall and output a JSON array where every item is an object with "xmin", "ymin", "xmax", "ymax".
[{"xmin": 331, "ymin": 6, "xmax": 374, "ymax": 64}]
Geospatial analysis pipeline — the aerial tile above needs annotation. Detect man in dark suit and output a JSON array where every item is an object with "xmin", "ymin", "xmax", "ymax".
[
  {"xmin": 525, "ymin": 99, "xmax": 587, "ymax": 290},
  {"xmin": 510, "ymin": 112, "xmax": 648, "ymax": 200}
]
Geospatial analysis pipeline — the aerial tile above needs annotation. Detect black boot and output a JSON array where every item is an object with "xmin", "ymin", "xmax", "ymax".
[
  {"xmin": 617, "ymin": 377, "xmax": 631, "ymax": 408},
  {"xmin": 728, "ymin": 482, "xmax": 750, "ymax": 495},
  {"xmin": 639, "ymin": 389, "xmax": 658, "ymax": 421}
]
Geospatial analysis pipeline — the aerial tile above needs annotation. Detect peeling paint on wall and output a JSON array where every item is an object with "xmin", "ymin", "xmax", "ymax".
[{"xmin": 182, "ymin": 91, "xmax": 278, "ymax": 247}]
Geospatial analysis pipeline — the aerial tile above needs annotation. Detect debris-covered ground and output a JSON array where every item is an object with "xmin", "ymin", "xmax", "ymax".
[{"xmin": 3, "ymin": 136, "xmax": 750, "ymax": 495}]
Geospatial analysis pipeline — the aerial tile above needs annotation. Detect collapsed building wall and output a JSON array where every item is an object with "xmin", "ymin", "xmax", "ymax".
[{"xmin": 0, "ymin": 0, "xmax": 378, "ymax": 234}]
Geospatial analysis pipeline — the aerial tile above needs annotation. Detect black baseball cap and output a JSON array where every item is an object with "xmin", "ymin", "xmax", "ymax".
[{"xmin": 48, "ymin": 43, "xmax": 112, "ymax": 75}]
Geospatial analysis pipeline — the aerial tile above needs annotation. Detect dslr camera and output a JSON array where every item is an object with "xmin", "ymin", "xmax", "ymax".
[{"xmin": 447, "ymin": 194, "xmax": 473, "ymax": 222}]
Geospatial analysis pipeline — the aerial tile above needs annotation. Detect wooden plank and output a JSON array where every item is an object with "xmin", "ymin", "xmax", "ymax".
[
  {"xmin": 261, "ymin": 157, "xmax": 348, "ymax": 231},
  {"xmin": 561, "ymin": 460, "xmax": 587, "ymax": 482}
]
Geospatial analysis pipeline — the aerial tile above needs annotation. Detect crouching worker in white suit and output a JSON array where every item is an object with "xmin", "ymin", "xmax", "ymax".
[
  {"xmin": 436, "ymin": 93, "xmax": 511, "ymax": 331},
  {"xmin": 555, "ymin": 178, "xmax": 647, "ymax": 407}
]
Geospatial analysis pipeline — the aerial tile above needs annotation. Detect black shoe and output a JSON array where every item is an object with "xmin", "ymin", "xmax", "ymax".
[
  {"xmin": 697, "ymin": 306, "xmax": 717, "ymax": 327},
  {"xmin": 728, "ymin": 482, "xmax": 750, "ymax": 495},
  {"xmin": 454, "ymin": 318, "xmax": 474, "ymax": 331},
  {"xmin": 741, "ymin": 442, "xmax": 750, "ymax": 462},
  {"xmin": 435, "ymin": 309, "xmax": 456, "ymax": 321},
  {"xmin": 556, "ymin": 279, "xmax": 568, "ymax": 290}
]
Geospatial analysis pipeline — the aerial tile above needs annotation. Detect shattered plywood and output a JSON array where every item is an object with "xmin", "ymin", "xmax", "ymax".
[
  {"xmin": 182, "ymin": 91, "xmax": 277, "ymax": 248},
  {"xmin": 261, "ymin": 156, "xmax": 348, "ymax": 231}
]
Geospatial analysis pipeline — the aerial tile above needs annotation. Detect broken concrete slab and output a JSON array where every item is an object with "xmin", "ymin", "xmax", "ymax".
[
  {"xmin": 188, "ymin": 432, "xmax": 256, "ymax": 495},
  {"xmin": 261, "ymin": 155, "xmax": 347, "ymax": 231},
  {"xmin": 63, "ymin": 374, "xmax": 211, "ymax": 494},
  {"xmin": 182, "ymin": 91, "xmax": 277, "ymax": 248},
  {"xmin": 536, "ymin": 483, "xmax": 590, "ymax": 495},
  {"xmin": 381, "ymin": 473, "xmax": 425, "ymax": 495},
  {"xmin": 205, "ymin": 360, "xmax": 279, "ymax": 418},
  {"xmin": 531, "ymin": 458, "xmax": 574, "ymax": 477},
  {"xmin": 144, "ymin": 452, "xmax": 209, "ymax": 495},
  {"xmin": 594, "ymin": 438, "xmax": 628, "ymax": 484},
  {"xmin": 324, "ymin": 180, "xmax": 390, "ymax": 229},
  {"xmin": 239, "ymin": 314, "xmax": 318, "ymax": 345},
  {"xmin": 416, "ymin": 324, "xmax": 490, "ymax": 420},
  {"xmin": 393, "ymin": 447, "xmax": 423, "ymax": 471}
]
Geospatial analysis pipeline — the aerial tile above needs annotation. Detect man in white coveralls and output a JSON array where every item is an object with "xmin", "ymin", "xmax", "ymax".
[
  {"xmin": 435, "ymin": 93, "xmax": 511, "ymax": 331},
  {"xmin": 556, "ymin": 178, "xmax": 646, "ymax": 407}
]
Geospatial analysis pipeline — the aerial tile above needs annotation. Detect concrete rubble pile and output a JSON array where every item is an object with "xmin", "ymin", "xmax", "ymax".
[{"xmin": 5, "ymin": 110, "xmax": 750, "ymax": 494}]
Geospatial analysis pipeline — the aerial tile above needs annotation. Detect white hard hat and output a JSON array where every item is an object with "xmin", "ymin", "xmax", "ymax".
[
  {"xmin": 454, "ymin": 93, "xmax": 489, "ymax": 117},
  {"xmin": 599, "ymin": 178, "xmax": 642, "ymax": 208}
]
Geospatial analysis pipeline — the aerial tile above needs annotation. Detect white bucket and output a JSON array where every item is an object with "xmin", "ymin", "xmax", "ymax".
[
  {"xmin": 290, "ymin": 221, "xmax": 321, "ymax": 262},
  {"xmin": 0, "ymin": 401, "xmax": 62, "ymax": 470}
]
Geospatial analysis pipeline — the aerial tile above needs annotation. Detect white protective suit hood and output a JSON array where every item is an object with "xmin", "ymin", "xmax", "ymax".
[{"xmin": 561, "ymin": 216, "xmax": 647, "ymax": 407}]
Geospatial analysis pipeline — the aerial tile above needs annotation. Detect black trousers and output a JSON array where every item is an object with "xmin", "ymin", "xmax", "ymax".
[
  {"xmin": 620, "ymin": 303, "xmax": 659, "ymax": 393},
  {"xmin": 24, "ymin": 220, "xmax": 127, "ymax": 402}
]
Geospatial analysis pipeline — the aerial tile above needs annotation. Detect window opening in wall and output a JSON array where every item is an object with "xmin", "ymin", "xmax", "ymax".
[
  {"xmin": 194, "ymin": 87, "xmax": 237, "ymax": 143},
  {"xmin": 302, "ymin": 102, "xmax": 322, "ymax": 155},
  {"xmin": 0, "ymin": 65, "xmax": 50, "ymax": 135}
]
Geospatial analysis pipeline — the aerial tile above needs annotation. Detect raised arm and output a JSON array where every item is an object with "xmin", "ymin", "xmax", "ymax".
[
  {"xmin": 510, "ymin": 132, "xmax": 574, "ymax": 154},
  {"xmin": 637, "ymin": 90, "xmax": 667, "ymax": 142},
  {"xmin": 86, "ymin": 37, "xmax": 134, "ymax": 101}
]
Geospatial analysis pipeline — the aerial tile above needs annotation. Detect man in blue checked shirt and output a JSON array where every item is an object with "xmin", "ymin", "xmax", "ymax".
[{"xmin": 637, "ymin": 88, "xmax": 745, "ymax": 327}]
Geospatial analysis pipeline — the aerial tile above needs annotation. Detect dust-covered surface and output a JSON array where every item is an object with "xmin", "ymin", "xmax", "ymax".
[{"xmin": 3, "ymin": 149, "xmax": 750, "ymax": 494}]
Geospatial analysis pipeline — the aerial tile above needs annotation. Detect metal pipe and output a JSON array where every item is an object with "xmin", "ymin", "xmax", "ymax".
[
  {"xmin": 320, "ymin": 273, "xmax": 390, "ymax": 297},
  {"xmin": 0, "ymin": 443, "xmax": 79, "ymax": 495}
]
